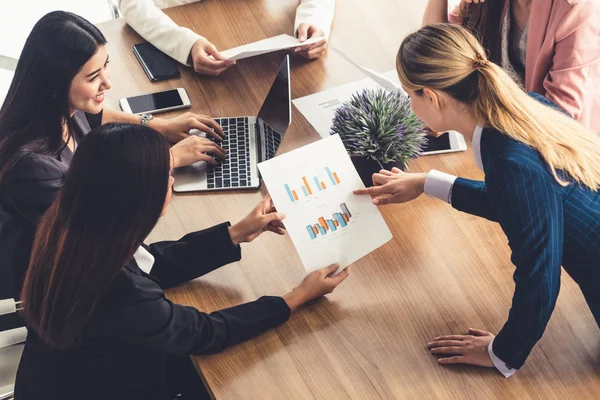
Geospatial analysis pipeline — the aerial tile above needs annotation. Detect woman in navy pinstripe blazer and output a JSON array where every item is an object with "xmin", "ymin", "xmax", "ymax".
[{"xmin": 355, "ymin": 24, "xmax": 600, "ymax": 377}]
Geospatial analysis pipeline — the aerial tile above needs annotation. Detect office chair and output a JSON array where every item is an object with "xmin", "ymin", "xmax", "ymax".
[{"xmin": 0, "ymin": 299, "xmax": 26, "ymax": 400}]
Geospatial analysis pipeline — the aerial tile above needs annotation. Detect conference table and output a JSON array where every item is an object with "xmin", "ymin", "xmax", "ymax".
[{"xmin": 97, "ymin": 1, "xmax": 600, "ymax": 398}]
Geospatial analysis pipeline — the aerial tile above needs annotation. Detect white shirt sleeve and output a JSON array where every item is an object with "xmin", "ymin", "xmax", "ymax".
[
  {"xmin": 118, "ymin": 0, "xmax": 204, "ymax": 65},
  {"xmin": 423, "ymin": 169, "xmax": 457, "ymax": 203},
  {"xmin": 294, "ymin": 0, "xmax": 336, "ymax": 38},
  {"xmin": 132, "ymin": 246, "xmax": 155, "ymax": 274},
  {"xmin": 488, "ymin": 338, "xmax": 518, "ymax": 378}
]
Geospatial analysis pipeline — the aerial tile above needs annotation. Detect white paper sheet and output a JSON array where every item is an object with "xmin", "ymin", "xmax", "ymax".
[
  {"xmin": 220, "ymin": 34, "xmax": 324, "ymax": 61},
  {"xmin": 258, "ymin": 135, "xmax": 392, "ymax": 273},
  {"xmin": 293, "ymin": 45, "xmax": 408, "ymax": 138},
  {"xmin": 293, "ymin": 77, "xmax": 391, "ymax": 138},
  {"xmin": 330, "ymin": 44, "xmax": 405, "ymax": 94}
]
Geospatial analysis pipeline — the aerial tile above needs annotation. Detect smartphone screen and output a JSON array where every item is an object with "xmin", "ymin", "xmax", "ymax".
[
  {"xmin": 133, "ymin": 43, "xmax": 179, "ymax": 81},
  {"xmin": 127, "ymin": 90, "xmax": 183, "ymax": 114},
  {"xmin": 422, "ymin": 132, "xmax": 451, "ymax": 152}
]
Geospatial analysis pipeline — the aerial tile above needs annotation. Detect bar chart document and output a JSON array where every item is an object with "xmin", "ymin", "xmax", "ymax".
[{"xmin": 258, "ymin": 135, "xmax": 392, "ymax": 273}]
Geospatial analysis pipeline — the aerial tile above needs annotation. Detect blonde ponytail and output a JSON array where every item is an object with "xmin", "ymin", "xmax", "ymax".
[{"xmin": 397, "ymin": 23, "xmax": 600, "ymax": 190}]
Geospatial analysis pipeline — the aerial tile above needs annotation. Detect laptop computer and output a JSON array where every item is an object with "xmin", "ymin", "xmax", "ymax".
[{"xmin": 173, "ymin": 55, "xmax": 291, "ymax": 192}]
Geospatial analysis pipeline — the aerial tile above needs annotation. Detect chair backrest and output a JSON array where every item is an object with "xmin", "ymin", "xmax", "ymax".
[{"xmin": 0, "ymin": 299, "xmax": 26, "ymax": 400}]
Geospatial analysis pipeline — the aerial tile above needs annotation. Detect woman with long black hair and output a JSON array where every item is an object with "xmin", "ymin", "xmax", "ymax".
[
  {"xmin": 0, "ymin": 11, "xmax": 224, "ymax": 308},
  {"xmin": 15, "ymin": 123, "xmax": 349, "ymax": 399}
]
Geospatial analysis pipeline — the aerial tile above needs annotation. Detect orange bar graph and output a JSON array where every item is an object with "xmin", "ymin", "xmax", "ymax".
[
  {"xmin": 312, "ymin": 226, "xmax": 318, "ymax": 235},
  {"xmin": 292, "ymin": 190, "xmax": 299, "ymax": 201},
  {"xmin": 342, "ymin": 213, "xmax": 349, "ymax": 223},
  {"xmin": 301, "ymin": 176, "xmax": 312, "ymax": 195},
  {"xmin": 321, "ymin": 181, "xmax": 326, "ymax": 190},
  {"xmin": 333, "ymin": 172, "xmax": 341, "ymax": 184},
  {"xmin": 318, "ymin": 217, "xmax": 328, "ymax": 231},
  {"xmin": 333, "ymin": 220, "xmax": 339, "ymax": 227}
]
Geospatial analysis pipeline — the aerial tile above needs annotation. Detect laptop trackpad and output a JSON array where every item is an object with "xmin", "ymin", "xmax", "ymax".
[{"xmin": 177, "ymin": 160, "xmax": 207, "ymax": 173}]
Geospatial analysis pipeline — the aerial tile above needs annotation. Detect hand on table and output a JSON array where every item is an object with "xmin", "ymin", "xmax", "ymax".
[
  {"xmin": 170, "ymin": 135, "xmax": 226, "ymax": 168},
  {"xmin": 295, "ymin": 23, "xmax": 327, "ymax": 59},
  {"xmin": 152, "ymin": 112, "xmax": 225, "ymax": 143},
  {"xmin": 190, "ymin": 37, "xmax": 235, "ymax": 76},
  {"xmin": 283, "ymin": 264, "xmax": 350, "ymax": 311},
  {"xmin": 353, "ymin": 168, "xmax": 428, "ymax": 205},
  {"xmin": 428, "ymin": 328, "xmax": 495, "ymax": 367},
  {"xmin": 228, "ymin": 195, "xmax": 286, "ymax": 245}
]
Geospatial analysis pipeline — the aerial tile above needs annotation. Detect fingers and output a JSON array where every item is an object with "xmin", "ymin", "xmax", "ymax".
[
  {"xmin": 390, "ymin": 167, "xmax": 403, "ymax": 173},
  {"xmin": 427, "ymin": 340, "xmax": 464, "ymax": 349},
  {"xmin": 352, "ymin": 184, "xmax": 389, "ymax": 197},
  {"xmin": 430, "ymin": 346, "xmax": 465, "ymax": 355},
  {"xmin": 262, "ymin": 212, "xmax": 286, "ymax": 226},
  {"xmin": 329, "ymin": 268, "xmax": 350, "ymax": 285},
  {"xmin": 296, "ymin": 42, "xmax": 327, "ymax": 60},
  {"xmin": 324, "ymin": 263, "xmax": 340, "ymax": 274},
  {"xmin": 437, "ymin": 356, "xmax": 467, "ymax": 365},
  {"xmin": 193, "ymin": 64, "xmax": 233, "ymax": 77},
  {"xmin": 190, "ymin": 116, "xmax": 225, "ymax": 140},
  {"xmin": 372, "ymin": 195, "xmax": 392, "ymax": 206},
  {"xmin": 468, "ymin": 328, "xmax": 491, "ymax": 336},
  {"xmin": 267, "ymin": 225, "xmax": 285, "ymax": 235},
  {"xmin": 296, "ymin": 23, "xmax": 309, "ymax": 41},
  {"xmin": 434, "ymin": 335, "xmax": 468, "ymax": 341}
]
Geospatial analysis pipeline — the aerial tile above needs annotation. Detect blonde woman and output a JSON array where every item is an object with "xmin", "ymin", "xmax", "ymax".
[{"xmin": 355, "ymin": 24, "xmax": 600, "ymax": 377}]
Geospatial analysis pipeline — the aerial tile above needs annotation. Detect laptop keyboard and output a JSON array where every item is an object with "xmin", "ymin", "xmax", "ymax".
[
  {"xmin": 262, "ymin": 121, "xmax": 283, "ymax": 160},
  {"xmin": 207, "ymin": 118, "xmax": 251, "ymax": 189}
]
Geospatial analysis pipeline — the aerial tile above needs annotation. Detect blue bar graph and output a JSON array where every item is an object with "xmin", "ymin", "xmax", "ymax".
[
  {"xmin": 334, "ymin": 213, "xmax": 347, "ymax": 227},
  {"xmin": 326, "ymin": 167, "xmax": 336, "ymax": 186},
  {"xmin": 326, "ymin": 220, "xmax": 337, "ymax": 231},
  {"xmin": 301, "ymin": 186, "xmax": 308, "ymax": 196},
  {"xmin": 314, "ymin": 177, "xmax": 322, "ymax": 191},
  {"xmin": 284, "ymin": 184, "xmax": 295, "ymax": 202},
  {"xmin": 305, "ymin": 204, "xmax": 352, "ymax": 239}
]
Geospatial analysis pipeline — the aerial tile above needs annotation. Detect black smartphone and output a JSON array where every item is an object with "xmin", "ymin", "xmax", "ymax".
[{"xmin": 133, "ymin": 43, "xmax": 180, "ymax": 82}]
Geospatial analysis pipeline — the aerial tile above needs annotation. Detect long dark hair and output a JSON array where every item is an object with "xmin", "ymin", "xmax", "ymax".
[
  {"xmin": 458, "ymin": 0, "xmax": 509, "ymax": 64},
  {"xmin": 0, "ymin": 11, "xmax": 106, "ymax": 179},
  {"xmin": 21, "ymin": 123, "xmax": 171, "ymax": 350}
]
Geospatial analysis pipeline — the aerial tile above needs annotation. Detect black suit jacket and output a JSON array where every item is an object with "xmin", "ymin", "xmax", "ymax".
[
  {"xmin": 15, "ymin": 222, "xmax": 291, "ymax": 400},
  {"xmin": 0, "ymin": 111, "xmax": 101, "ymax": 303}
]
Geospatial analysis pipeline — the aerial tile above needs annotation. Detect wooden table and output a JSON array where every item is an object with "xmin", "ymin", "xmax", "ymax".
[{"xmin": 97, "ymin": 1, "xmax": 600, "ymax": 398}]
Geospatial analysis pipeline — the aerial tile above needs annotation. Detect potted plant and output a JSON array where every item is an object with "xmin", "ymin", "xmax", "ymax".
[{"xmin": 331, "ymin": 88, "xmax": 426, "ymax": 186}]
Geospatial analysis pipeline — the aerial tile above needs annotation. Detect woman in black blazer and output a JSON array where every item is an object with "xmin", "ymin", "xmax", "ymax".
[
  {"xmin": 15, "ymin": 123, "xmax": 349, "ymax": 400},
  {"xmin": 0, "ymin": 11, "xmax": 225, "ymax": 311}
]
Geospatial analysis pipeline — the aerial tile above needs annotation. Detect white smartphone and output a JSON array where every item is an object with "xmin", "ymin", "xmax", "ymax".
[
  {"xmin": 119, "ymin": 88, "xmax": 191, "ymax": 115},
  {"xmin": 421, "ymin": 131, "xmax": 467, "ymax": 155}
]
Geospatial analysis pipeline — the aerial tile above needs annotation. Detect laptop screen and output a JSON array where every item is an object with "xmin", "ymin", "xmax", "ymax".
[{"xmin": 256, "ymin": 56, "xmax": 291, "ymax": 144}]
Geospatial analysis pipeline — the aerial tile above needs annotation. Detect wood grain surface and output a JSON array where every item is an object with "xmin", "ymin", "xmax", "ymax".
[{"xmin": 97, "ymin": 1, "xmax": 600, "ymax": 398}]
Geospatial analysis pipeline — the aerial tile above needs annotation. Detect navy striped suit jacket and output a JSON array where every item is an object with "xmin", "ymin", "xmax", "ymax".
[{"xmin": 451, "ymin": 126, "xmax": 600, "ymax": 370}]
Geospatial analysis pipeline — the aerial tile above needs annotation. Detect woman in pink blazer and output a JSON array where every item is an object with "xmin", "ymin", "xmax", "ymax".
[{"xmin": 423, "ymin": 0, "xmax": 600, "ymax": 133}]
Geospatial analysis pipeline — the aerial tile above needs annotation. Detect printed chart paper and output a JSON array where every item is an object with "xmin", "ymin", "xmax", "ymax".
[{"xmin": 258, "ymin": 135, "xmax": 392, "ymax": 273}]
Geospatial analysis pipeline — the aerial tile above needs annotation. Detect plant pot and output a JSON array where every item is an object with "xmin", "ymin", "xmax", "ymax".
[{"xmin": 351, "ymin": 156, "xmax": 405, "ymax": 187}]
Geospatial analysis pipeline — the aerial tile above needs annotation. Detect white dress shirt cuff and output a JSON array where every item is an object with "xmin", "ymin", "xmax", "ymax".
[
  {"xmin": 488, "ymin": 338, "xmax": 517, "ymax": 378},
  {"xmin": 423, "ymin": 170, "xmax": 457, "ymax": 203}
]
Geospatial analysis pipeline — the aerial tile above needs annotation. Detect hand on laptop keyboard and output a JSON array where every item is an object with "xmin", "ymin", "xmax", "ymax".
[{"xmin": 171, "ymin": 135, "xmax": 226, "ymax": 168}]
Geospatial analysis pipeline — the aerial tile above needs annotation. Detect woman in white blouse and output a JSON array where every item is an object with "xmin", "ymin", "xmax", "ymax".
[{"xmin": 118, "ymin": 0, "xmax": 334, "ymax": 76}]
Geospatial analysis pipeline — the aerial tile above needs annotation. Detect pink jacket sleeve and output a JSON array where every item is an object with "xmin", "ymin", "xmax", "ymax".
[{"xmin": 543, "ymin": 1, "xmax": 600, "ymax": 120}]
